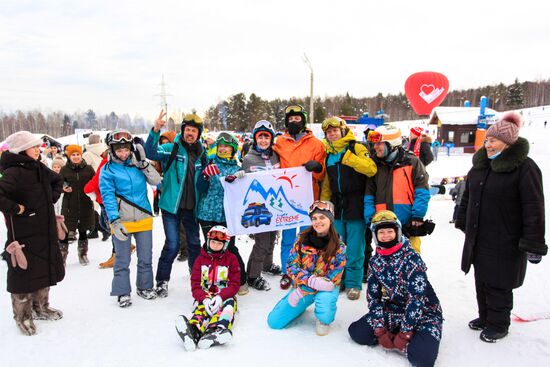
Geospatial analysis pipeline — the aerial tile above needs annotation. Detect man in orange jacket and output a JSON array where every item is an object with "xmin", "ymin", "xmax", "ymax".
[{"xmin": 273, "ymin": 104, "xmax": 326, "ymax": 289}]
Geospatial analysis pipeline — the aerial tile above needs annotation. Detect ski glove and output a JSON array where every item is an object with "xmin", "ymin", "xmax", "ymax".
[
  {"xmin": 307, "ymin": 276, "xmax": 334, "ymax": 292},
  {"xmin": 374, "ymin": 328, "xmax": 395, "ymax": 349},
  {"xmin": 225, "ymin": 170, "xmax": 245, "ymax": 183},
  {"xmin": 288, "ymin": 288, "xmax": 304, "ymax": 307},
  {"xmin": 303, "ymin": 160, "xmax": 323, "ymax": 173},
  {"xmin": 203, "ymin": 295, "xmax": 222, "ymax": 316},
  {"xmin": 111, "ymin": 219, "xmax": 128, "ymax": 241},
  {"xmin": 393, "ymin": 331, "xmax": 413, "ymax": 352},
  {"xmin": 131, "ymin": 144, "xmax": 150, "ymax": 170},
  {"xmin": 527, "ymin": 253, "xmax": 542, "ymax": 264},
  {"xmin": 202, "ymin": 164, "xmax": 220, "ymax": 178}
]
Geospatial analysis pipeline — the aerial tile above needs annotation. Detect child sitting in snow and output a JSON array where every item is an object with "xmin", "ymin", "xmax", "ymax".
[
  {"xmin": 175, "ymin": 226, "xmax": 240, "ymax": 351},
  {"xmin": 348, "ymin": 210, "xmax": 443, "ymax": 367}
]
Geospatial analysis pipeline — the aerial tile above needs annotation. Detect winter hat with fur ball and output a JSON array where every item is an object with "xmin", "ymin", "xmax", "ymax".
[
  {"xmin": 5, "ymin": 131, "xmax": 43, "ymax": 154},
  {"xmin": 486, "ymin": 111, "xmax": 522, "ymax": 145}
]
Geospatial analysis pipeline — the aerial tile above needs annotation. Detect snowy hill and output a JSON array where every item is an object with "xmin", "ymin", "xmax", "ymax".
[{"xmin": 1, "ymin": 117, "xmax": 549, "ymax": 367}]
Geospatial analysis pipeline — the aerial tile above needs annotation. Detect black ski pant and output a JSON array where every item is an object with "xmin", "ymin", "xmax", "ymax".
[{"xmin": 474, "ymin": 272, "xmax": 513, "ymax": 333}]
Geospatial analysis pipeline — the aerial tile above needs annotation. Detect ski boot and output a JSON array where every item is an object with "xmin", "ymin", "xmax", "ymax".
[
  {"xmin": 175, "ymin": 315, "xmax": 201, "ymax": 351},
  {"xmin": 197, "ymin": 327, "xmax": 232, "ymax": 349}
]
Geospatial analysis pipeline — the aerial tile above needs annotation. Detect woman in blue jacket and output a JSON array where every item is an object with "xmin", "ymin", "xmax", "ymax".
[{"xmin": 99, "ymin": 130, "xmax": 161, "ymax": 308}]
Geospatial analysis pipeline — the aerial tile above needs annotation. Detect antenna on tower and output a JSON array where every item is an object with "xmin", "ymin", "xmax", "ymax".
[{"xmin": 154, "ymin": 75, "xmax": 173, "ymax": 130}]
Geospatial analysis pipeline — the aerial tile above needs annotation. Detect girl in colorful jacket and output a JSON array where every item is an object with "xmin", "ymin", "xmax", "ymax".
[
  {"xmin": 175, "ymin": 226, "xmax": 240, "ymax": 351},
  {"xmin": 197, "ymin": 132, "xmax": 246, "ymax": 291},
  {"xmin": 320, "ymin": 117, "xmax": 377, "ymax": 300},
  {"xmin": 348, "ymin": 210, "xmax": 442, "ymax": 367},
  {"xmin": 267, "ymin": 201, "xmax": 346, "ymax": 336},
  {"xmin": 99, "ymin": 130, "xmax": 161, "ymax": 308}
]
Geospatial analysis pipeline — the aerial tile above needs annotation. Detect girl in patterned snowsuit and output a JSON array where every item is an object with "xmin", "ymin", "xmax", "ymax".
[
  {"xmin": 175, "ymin": 226, "xmax": 240, "ymax": 351},
  {"xmin": 267, "ymin": 201, "xmax": 346, "ymax": 336},
  {"xmin": 348, "ymin": 210, "xmax": 442, "ymax": 367}
]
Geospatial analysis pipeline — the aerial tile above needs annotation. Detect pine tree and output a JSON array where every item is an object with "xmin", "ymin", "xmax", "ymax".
[{"xmin": 506, "ymin": 78, "xmax": 524, "ymax": 108}]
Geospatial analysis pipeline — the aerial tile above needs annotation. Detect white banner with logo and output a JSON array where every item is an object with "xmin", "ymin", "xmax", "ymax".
[{"xmin": 221, "ymin": 167, "xmax": 314, "ymax": 235}]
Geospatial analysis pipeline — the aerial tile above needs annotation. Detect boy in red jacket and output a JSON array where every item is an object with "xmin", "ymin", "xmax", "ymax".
[{"xmin": 175, "ymin": 226, "xmax": 240, "ymax": 351}]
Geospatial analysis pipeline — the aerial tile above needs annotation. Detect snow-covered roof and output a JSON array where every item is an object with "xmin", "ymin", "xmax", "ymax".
[{"xmin": 430, "ymin": 106, "xmax": 499, "ymax": 125}]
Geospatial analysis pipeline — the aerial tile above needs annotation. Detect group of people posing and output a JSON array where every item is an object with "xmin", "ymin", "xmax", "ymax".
[{"xmin": 0, "ymin": 105, "xmax": 546, "ymax": 367}]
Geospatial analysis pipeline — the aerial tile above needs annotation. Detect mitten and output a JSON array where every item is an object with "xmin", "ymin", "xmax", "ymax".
[
  {"xmin": 303, "ymin": 160, "xmax": 322, "ymax": 173},
  {"xmin": 224, "ymin": 175, "xmax": 236, "ymax": 183},
  {"xmin": 202, "ymin": 164, "xmax": 220, "ymax": 178},
  {"xmin": 202, "ymin": 297, "xmax": 214, "ymax": 316},
  {"xmin": 527, "ymin": 253, "xmax": 542, "ymax": 264},
  {"xmin": 111, "ymin": 219, "xmax": 128, "ymax": 241},
  {"xmin": 374, "ymin": 328, "xmax": 395, "ymax": 349},
  {"xmin": 287, "ymin": 288, "xmax": 304, "ymax": 307},
  {"xmin": 307, "ymin": 276, "xmax": 334, "ymax": 291},
  {"xmin": 5, "ymin": 241, "xmax": 27, "ymax": 270},
  {"xmin": 209, "ymin": 295, "xmax": 223, "ymax": 314},
  {"xmin": 394, "ymin": 331, "xmax": 413, "ymax": 352}
]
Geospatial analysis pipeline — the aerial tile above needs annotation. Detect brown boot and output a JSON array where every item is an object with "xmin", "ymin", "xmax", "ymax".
[
  {"xmin": 78, "ymin": 239, "xmax": 89, "ymax": 266},
  {"xmin": 99, "ymin": 253, "xmax": 115, "ymax": 269},
  {"xmin": 32, "ymin": 287, "xmax": 63, "ymax": 321},
  {"xmin": 11, "ymin": 293, "xmax": 37, "ymax": 336},
  {"xmin": 59, "ymin": 242, "xmax": 69, "ymax": 267}
]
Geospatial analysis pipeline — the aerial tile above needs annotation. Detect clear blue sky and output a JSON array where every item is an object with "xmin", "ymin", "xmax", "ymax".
[{"xmin": 1, "ymin": 0, "xmax": 548, "ymax": 119}]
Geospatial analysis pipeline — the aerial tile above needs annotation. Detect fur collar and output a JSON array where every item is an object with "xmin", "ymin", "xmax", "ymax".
[{"xmin": 472, "ymin": 137, "xmax": 529, "ymax": 173}]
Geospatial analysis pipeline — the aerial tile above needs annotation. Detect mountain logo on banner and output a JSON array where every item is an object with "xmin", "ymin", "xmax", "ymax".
[{"xmin": 243, "ymin": 178, "xmax": 308, "ymax": 215}]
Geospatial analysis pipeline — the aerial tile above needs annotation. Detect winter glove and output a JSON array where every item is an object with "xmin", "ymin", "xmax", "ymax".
[
  {"xmin": 393, "ymin": 331, "xmax": 413, "ymax": 352},
  {"xmin": 131, "ymin": 144, "xmax": 150, "ymax": 170},
  {"xmin": 209, "ymin": 295, "xmax": 223, "ymax": 315},
  {"xmin": 202, "ymin": 297, "xmax": 214, "ymax": 315},
  {"xmin": 454, "ymin": 219, "xmax": 466, "ymax": 233},
  {"xmin": 287, "ymin": 288, "xmax": 304, "ymax": 307},
  {"xmin": 374, "ymin": 328, "xmax": 395, "ymax": 349},
  {"xmin": 303, "ymin": 160, "xmax": 322, "ymax": 173},
  {"xmin": 225, "ymin": 170, "xmax": 246, "ymax": 183},
  {"xmin": 111, "ymin": 219, "xmax": 128, "ymax": 241},
  {"xmin": 527, "ymin": 253, "xmax": 542, "ymax": 264},
  {"xmin": 5, "ymin": 241, "xmax": 28, "ymax": 270},
  {"xmin": 202, "ymin": 164, "xmax": 220, "ymax": 178},
  {"xmin": 307, "ymin": 276, "xmax": 335, "ymax": 292}
]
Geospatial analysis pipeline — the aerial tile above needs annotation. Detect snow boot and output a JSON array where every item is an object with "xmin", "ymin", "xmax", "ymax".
[
  {"xmin": 468, "ymin": 318, "xmax": 485, "ymax": 331},
  {"xmin": 117, "ymin": 295, "xmax": 132, "ymax": 308},
  {"xmin": 11, "ymin": 293, "xmax": 37, "ymax": 336},
  {"xmin": 101, "ymin": 230, "xmax": 111, "ymax": 242},
  {"xmin": 197, "ymin": 327, "xmax": 232, "ymax": 349},
  {"xmin": 280, "ymin": 274, "xmax": 292, "ymax": 290},
  {"xmin": 137, "ymin": 288, "xmax": 158, "ymax": 300},
  {"xmin": 262, "ymin": 263, "xmax": 282, "ymax": 276},
  {"xmin": 238, "ymin": 284, "xmax": 249, "ymax": 296},
  {"xmin": 316, "ymin": 319, "xmax": 330, "ymax": 336},
  {"xmin": 346, "ymin": 288, "xmax": 361, "ymax": 300},
  {"xmin": 480, "ymin": 328, "xmax": 508, "ymax": 343},
  {"xmin": 175, "ymin": 315, "xmax": 201, "ymax": 351},
  {"xmin": 99, "ymin": 253, "xmax": 115, "ymax": 269},
  {"xmin": 247, "ymin": 276, "xmax": 271, "ymax": 291},
  {"xmin": 31, "ymin": 287, "xmax": 63, "ymax": 321},
  {"xmin": 156, "ymin": 281, "xmax": 169, "ymax": 298},
  {"xmin": 77, "ymin": 239, "xmax": 89, "ymax": 266},
  {"xmin": 59, "ymin": 242, "xmax": 69, "ymax": 267}
]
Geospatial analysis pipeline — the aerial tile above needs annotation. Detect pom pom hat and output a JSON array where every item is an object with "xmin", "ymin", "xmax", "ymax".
[{"xmin": 486, "ymin": 111, "xmax": 522, "ymax": 145}]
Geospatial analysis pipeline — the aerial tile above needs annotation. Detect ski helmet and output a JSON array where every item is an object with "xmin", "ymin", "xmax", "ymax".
[
  {"xmin": 252, "ymin": 120, "xmax": 275, "ymax": 149},
  {"xmin": 181, "ymin": 113, "xmax": 204, "ymax": 137},
  {"xmin": 207, "ymin": 225, "xmax": 231, "ymax": 252},
  {"xmin": 216, "ymin": 132, "xmax": 239, "ymax": 158},
  {"xmin": 105, "ymin": 129, "xmax": 133, "ymax": 156},
  {"xmin": 321, "ymin": 116, "xmax": 347, "ymax": 137},
  {"xmin": 370, "ymin": 210, "xmax": 402, "ymax": 248},
  {"xmin": 284, "ymin": 104, "xmax": 308, "ymax": 134}
]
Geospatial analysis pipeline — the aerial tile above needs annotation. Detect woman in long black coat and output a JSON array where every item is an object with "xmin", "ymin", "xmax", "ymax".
[
  {"xmin": 456, "ymin": 112, "xmax": 547, "ymax": 343},
  {"xmin": 0, "ymin": 131, "xmax": 65, "ymax": 335}
]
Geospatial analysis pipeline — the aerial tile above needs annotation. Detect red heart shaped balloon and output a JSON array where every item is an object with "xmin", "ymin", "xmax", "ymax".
[{"xmin": 405, "ymin": 72, "xmax": 449, "ymax": 115}]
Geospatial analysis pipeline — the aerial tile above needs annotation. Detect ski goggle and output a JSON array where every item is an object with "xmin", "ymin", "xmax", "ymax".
[
  {"xmin": 367, "ymin": 131, "xmax": 383, "ymax": 143},
  {"xmin": 322, "ymin": 117, "xmax": 345, "ymax": 132},
  {"xmin": 217, "ymin": 133, "xmax": 238, "ymax": 148},
  {"xmin": 207, "ymin": 230, "xmax": 230, "ymax": 242},
  {"xmin": 254, "ymin": 120, "xmax": 274, "ymax": 131},
  {"xmin": 111, "ymin": 131, "xmax": 132, "ymax": 144},
  {"xmin": 285, "ymin": 105, "xmax": 305, "ymax": 114},
  {"xmin": 182, "ymin": 115, "xmax": 203, "ymax": 125},
  {"xmin": 308, "ymin": 200, "xmax": 334, "ymax": 216}
]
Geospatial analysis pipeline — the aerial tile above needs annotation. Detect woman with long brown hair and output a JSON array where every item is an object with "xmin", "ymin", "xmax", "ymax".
[{"xmin": 267, "ymin": 200, "xmax": 346, "ymax": 336}]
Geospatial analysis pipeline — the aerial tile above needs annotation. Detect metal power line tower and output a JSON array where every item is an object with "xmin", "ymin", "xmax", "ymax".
[{"xmin": 155, "ymin": 75, "xmax": 173, "ymax": 130}]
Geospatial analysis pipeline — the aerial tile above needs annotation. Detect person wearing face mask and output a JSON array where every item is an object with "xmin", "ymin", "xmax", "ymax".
[
  {"xmin": 144, "ymin": 110, "xmax": 207, "ymax": 298},
  {"xmin": 273, "ymin": 104, "xmax": 327, "ymax": 290},
  {"xmin": 455, "ymin": 111, "xmax": 547, "ymax": 343},
  {"xmin": 267, "ymin": 201, "xmax": 346, "ymax": 336},
  {"xmin": 348, "ymin": 210, "xmax": 442, "ymax": 367}
]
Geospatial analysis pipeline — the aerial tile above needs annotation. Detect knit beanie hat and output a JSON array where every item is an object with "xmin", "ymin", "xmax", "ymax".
[
  {"xmin": 486, "ymin": 111, "xmax": 522, "ymax": 145},
  {"xmin": 88, "ymin": 134, "xmax": 101, "ymax": 145},
  {"xmin": 5, "ymin": 131, "xmax": 43, "ymax": 154},
  {"xmin": 410, "ymin": 126, "xmax": 423, "ymax": 137},
  {"xmin": 160, "ymin": 131, "xmax": 176, "ymax": 143},
  {"xmin": 65, "ymin": 144, "xmax": 83, "ymax": 156},
  {"xmin": 51, "ymin": 157, "xmax": 65, "ymax": 169}
]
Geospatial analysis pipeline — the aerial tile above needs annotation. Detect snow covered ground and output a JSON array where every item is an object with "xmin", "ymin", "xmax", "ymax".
[{"xmin": 1, "ymin": 122, "xmax": 549, "ymax": 367}]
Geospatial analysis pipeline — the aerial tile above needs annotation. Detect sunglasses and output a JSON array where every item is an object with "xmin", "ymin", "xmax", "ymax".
[
  {"xmin": 308, "ymin": 200, "xmax": 334, "ymax": 215},
  {"xmin": 285, "ymin": 105, "xmax": 305, "ymax": 114},
  {"xmin": 367, "ymin": 131, "xmax": 383, "ymax": 143},
  {"xmin": 207, "ymin": 230, "xmax": 230, "ymax": 242},
  {"xmin": 111, "ymin": 131, "xmax": 132, "ymax": 144}
]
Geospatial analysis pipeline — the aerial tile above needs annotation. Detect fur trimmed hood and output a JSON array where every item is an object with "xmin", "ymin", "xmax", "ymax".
[{"xmin": 472, "ymin": 136, "xmax": 529, "ymax": 173}]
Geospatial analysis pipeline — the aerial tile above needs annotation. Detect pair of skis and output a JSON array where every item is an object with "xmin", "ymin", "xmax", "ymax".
[{"xmin": 511, "ymin": 312, "xmax": 550, "ymax": 322}]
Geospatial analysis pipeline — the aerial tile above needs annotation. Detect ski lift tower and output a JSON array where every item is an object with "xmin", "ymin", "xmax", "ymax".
[{"xmin": 155, "ymin": 75, "xmax": 173, "ymax": 130}]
